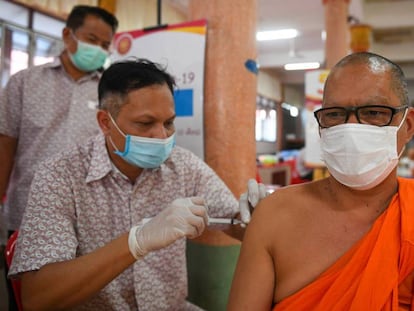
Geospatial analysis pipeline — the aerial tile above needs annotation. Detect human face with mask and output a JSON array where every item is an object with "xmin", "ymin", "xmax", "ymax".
[
  {"xmin": 227, "ymin": 53, "xmax": 414, "ymax": 310},
  {"xmin": 316, "ymin": 57, "xmax": 414, "ymax": 191},
  {"xmin": 61, "ymin": 13, "xmax": 114, "ymax": 80},
  {"xmin": 99, "ymin": 83, "xmax": 176, "ymax": 181}
]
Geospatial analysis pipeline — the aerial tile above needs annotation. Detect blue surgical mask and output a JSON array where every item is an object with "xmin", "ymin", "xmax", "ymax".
[
  {"xmin": 69, "ymin": 33, "xmax": 109, "ymax": 72},
  {"xmin": 108, "ymin": 114, "xmax": 175, "ymax": 169}
]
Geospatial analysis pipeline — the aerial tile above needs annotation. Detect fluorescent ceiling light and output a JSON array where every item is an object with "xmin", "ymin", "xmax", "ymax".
[
  {"xmin": 290, "ymin": 106, "xmax": 299, "ymax": 117},
  {"xmin": 281, "ymin": 102, "xmax": 291, "ymax": 109},
  {"xmin": 256, "ymin": 28, "xmax": 298, "ymax": 41},
  {"xmin": 281, "ymin": 102, "xmax": 299, "ymax": 118},
  {"xmin": 284, "ymin": 62, "xmax": 320, "ymax": 71}
]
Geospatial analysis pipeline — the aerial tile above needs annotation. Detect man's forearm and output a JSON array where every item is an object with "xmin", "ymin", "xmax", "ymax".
[
  {"xmin": 21, "ymin": 233, "xmax": 136, "ymax": 311},
  {"xmin": 0, "ymin": 134, "xmax": 17, "ymax": 200}
]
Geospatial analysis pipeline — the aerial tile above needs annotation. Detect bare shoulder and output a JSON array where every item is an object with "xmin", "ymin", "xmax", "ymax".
[
  {"xmin": 250, "ymin": 180, "xmax": 324, "ymax": 234},
  {"xmin": 228, "ymin": 180, "xmax": 327, "ymax": 309},
  {"xmin": 263, "ymin": 180, "xmax": 322, "ymax": 206},
  {"xmin": 249, "ymin": 180, "xmax": 332, "ymax": 290}
]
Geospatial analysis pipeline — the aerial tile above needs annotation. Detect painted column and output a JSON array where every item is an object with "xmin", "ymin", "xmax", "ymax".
[
  {"xmin": 323, "ymin": 0, "xmax": 350, "ymax": 69},
  {"xmin": 188, "ymin": 0, "xmax": 258, "ymax": 197},
  {"xmin": 186, "ymin": 2, "xmax": 257, "ymax": 309},
  {"xmin": 313, "ymin": 0, "xmax": 350, "ymax": 180}
]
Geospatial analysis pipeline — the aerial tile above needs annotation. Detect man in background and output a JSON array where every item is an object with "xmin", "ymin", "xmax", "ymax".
[
  {"xmin": 0, "ymin": 4, "xmax": 118, "ymax": 235},
  {"xmin": 0, "ymin": 5, "xmax": 118, "ymax": 310}
]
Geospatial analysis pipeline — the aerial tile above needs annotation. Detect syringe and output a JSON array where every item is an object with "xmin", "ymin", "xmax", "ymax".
[{"xmin": 142, "ymin": 217, "xmax": 242, "ymax": 225}]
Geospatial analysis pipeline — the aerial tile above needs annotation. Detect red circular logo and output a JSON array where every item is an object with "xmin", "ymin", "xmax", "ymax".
[{"xmin": 116, "ymin": 34, "xmax": 132, "ymax": 55}]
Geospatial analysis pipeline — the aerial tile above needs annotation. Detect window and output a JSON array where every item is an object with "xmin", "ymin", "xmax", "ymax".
[
  {"xmin": 256, "ymin": 95, "xmax": 277, "ymax": 142},
  {"xmin": 0, "ymin": 0, "xmax": 64, "ymax": 87}
]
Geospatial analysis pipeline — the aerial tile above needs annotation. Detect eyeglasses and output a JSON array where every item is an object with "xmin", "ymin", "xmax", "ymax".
[{"xmin": 314, "ymin": 105, "xmax": 408, "ymax": 128}]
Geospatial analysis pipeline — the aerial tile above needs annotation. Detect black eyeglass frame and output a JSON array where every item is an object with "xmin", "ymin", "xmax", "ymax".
[{"xmin": 313, "ymin": 105, "xmax": 408, "ymax": 128}]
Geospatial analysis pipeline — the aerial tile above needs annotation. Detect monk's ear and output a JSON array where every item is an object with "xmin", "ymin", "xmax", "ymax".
[
  {"xmin": 97, "ymin": 110, "xmax": 112, "ymax": 136},
  {"xmin": 404, "ymin": 107, "xmax": 414, "ymax": 143}
]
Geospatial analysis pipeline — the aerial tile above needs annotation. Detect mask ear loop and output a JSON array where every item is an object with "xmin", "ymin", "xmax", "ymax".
[
  {"xmin": 108, "ymin": 113, "xmax": 126, "ymax": 137},
  {"xmin": 396, "ymin": 108, "xmax": 409, "ymax": 158},
  {"xmin": 69, "ymin": 30, "xmax": 77, "ymax": 40},
  {"xmin": 68, "ymin": 30, "xmax": 81, "ymax": 48},
  {"xmin": 397, "ymin": 107, "xmax": 409, "ymax": 130},
  {"xmin": 107, "ymin": 113, "xmax": 127, "ymax": 153}
]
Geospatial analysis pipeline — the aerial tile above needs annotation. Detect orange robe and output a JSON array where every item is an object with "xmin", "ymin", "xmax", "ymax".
[{"xmin": 273, "ymin": 178, "xmax": 414, "ymax": 311}]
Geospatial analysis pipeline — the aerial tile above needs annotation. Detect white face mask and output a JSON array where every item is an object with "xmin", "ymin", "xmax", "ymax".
[{"xmin": 320, "ymin": 111, "xmax": 406, "ymax": 190}]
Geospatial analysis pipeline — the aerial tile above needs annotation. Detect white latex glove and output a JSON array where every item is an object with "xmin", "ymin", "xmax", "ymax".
[
  {"xmin": 131, "ymin": 197, "xmax": 208, "ymax": 258},
  {"xmin": 239, "ymin": 179, "xmax": 267, "ymax": 225}
]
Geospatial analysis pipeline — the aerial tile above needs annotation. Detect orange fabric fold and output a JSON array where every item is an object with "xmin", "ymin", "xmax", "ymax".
[{"xmin": 273, "ymin": 178, "xmax": 414, "ymax": 311}]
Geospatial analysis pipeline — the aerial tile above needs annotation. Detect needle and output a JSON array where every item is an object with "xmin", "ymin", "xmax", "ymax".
[
  {"xmin": 142, "ymin": 217, "xmax": 243, "ymax": 225},
  {"xmin": 208, "ymin": 217, "xmax": 243, "ymax": 225}
]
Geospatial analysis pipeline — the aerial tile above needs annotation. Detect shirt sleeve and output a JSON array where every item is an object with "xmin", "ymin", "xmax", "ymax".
[
  {"xmin": 183, "ymin": 150, "xmax": 239, "ymax": 218},
  {"xmin": 8, "ymin": 156, "xmax": 78, "ymax": 277}
]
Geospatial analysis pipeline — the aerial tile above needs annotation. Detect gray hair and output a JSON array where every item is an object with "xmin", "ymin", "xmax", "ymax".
[{"xmin": 325, "ymin": 52, "xmax": 409, "ymax": 107}]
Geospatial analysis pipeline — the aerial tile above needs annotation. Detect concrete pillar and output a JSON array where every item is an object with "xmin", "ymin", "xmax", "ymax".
[
  {"xmin": 312, "ymin": 0, "xmax": 350, "ymax": 181},
  {"xmin": 186, "ymin": 2, "xmax": 257, "ymax": 309},
  {"xmin": 323, "ymin": 0, "xmax": 350, "ymax": 69},
  {"xmin": 188, "ymin": 0, "xmax": 257, "ymax": 197}
]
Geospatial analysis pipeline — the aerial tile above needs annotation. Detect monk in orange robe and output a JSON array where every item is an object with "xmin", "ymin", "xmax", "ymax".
[
  {"xmin": 227, "ymin": 52, "xmax": 414, "ymax": 310},
  {"xmin": 273, "ymin": 177, "xmax": 414, "ymax": 310}
]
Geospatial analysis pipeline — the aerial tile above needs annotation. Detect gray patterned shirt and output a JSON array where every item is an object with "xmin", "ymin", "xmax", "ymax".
[
  {"xmin": 0, "ymin": 58, "xmax": 101, "ymax": 231},
  {"xmin": 9, "ymin": 133, "xmax": 238, "ymax": 310}
]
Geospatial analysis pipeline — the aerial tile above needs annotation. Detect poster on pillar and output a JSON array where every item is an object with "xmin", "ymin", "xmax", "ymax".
[
  {"xmin": 111, "ymin": 19, "xmax": 207, "ymax": 160},
  {"xmin": 304, "ymin": 69, "xmax": 330, "ymax": 167}
]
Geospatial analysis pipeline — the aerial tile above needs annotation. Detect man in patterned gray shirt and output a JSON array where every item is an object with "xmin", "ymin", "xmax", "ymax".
[
  {"xmin": 0, "ymin": 5, "xmax": 118, "ymax": 310},
  {"xmin": 0, "ymin": 5, "xmax": 118, "ymax": 234},
  {"xmin": 9, "ymin": 59, "xmax": 264, "ymax": 310}
]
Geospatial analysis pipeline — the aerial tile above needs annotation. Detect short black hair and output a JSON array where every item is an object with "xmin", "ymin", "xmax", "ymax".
[
  {"xmin": 66, "ymin": 5, "xmax": 118, "ymax": 33},
  {"xmin": 98, "ymin": 58, "xmax": 176, "ymax": 116}
]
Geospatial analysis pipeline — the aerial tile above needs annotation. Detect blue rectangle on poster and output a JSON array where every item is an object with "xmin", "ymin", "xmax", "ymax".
[{"xmin": 174, "ymin": 89, "xmax": 193, "ymax": 116}]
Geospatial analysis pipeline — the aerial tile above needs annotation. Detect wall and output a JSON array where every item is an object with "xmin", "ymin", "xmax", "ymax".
[
  {"xmin": 255, "ymin": 69, "xmax": 283, "ymax": 155},
  {"xmin": 257, "ymin": 68, "xmax": 282, "ymax": 101},
  {"xmin": 407, "ymin": 80, "xmax": 414, "ymax": 104},
  {"xmin": 284, "ymin": 83, "xmax": 305, "ymax": 130},
  {"xmin": 256, "ymin": 141, "xmax": 277, "ymax": 155},
  {"xmin": 116, "ymin": 1, "xmax": 286, "ymax": 157},
  {"xmin": 116, "ymin": 0, "xmax": 186, "ymax": 32}
]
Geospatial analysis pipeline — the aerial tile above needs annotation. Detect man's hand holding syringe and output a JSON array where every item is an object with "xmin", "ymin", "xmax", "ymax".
[{"xmin": 128, "ymin": 179, "xmax": 266, "ymax": 260}]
